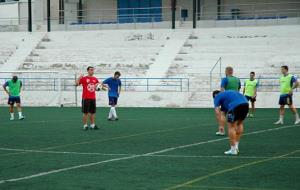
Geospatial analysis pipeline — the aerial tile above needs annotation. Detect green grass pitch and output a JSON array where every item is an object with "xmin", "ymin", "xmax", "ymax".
[{"xmin": 0, "ymin": 107, "xmax": 299, "ymax": 190}]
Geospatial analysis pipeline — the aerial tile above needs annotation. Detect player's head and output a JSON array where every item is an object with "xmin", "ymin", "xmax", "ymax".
[
  {"xmin": 12, "ymin": 76, "xmax": 18, "ymax": 83},
  {"xmin": 212, "ymin": 90, "xmax": 221, "ymax": 98},
  {"xmin": 281, "ymin": 65, "xmax": 288, "ymax": 74},
  {"xmin": 250, "ymin": 71, "xmax": 255, "ymax": 79},
  {"xmin": 225, "ymin": 67, "xmax": 233, "ymax": 76},
  {"xmin": 114, "ymin": 71, "xmax": 121, "ymax": 79},
  {"xmin": 87, "ymin": 66, "xmax": 95, "ymax": 76}
]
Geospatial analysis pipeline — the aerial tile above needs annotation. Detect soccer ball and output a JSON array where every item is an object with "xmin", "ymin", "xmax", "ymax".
[{"xmin": 96, "ymin": 83, "xmax": 107, "ymax": 91}]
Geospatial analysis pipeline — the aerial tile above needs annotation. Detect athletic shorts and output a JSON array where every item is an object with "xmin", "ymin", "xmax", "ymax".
[
  {"xmin": 227, "ymin": 103, "xmax": 249, "ymax": 123},
  {"xmin": 279, "ymin": 94, "xmax": 293, "ymax": 106},
  {"xmin": 245, "ymin": 95, "xmax": 256, "ymax": 103},
  {"xmin": 109, "ymin": 97, "xmax": 118, "ymax": 106},
  {"xmin": 82, "ymin": 99, "xmax": 96, "ymax": 114},
  {"xmin": 8, "ymin": 96, "xmax": 21, "ymax": 105}
]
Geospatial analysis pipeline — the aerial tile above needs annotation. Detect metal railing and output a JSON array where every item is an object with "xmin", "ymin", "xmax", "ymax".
[
  {"xmin": 0, "ymin": 77, "xmax": 190, "ymax": 92},
  {"xmin": 209, "ymin": 57, "xmax": 222, "ymax": 91}
]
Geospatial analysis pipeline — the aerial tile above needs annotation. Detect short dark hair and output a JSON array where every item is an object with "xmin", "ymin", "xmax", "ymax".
[
  {"xmin": 212, "ymin": 90, "xmax": 221, "ymax": 98},
  {"xmin": 87, "ymin": 66, "xmax": 94, "ymax": 71},
  {"xmin": 250, "ymin": 71, "xmax": 255, "ymax": 75},
  {"xmin": 281, "ymin": 65, "xmax": 289, "ymax": 71},
  {"xmin": 114, "ymin": 71, "xmax": 121, "ymax": 76},
  {"xmin": 12, "ymin": 76, "xmax": 18, "ymax": 83}
]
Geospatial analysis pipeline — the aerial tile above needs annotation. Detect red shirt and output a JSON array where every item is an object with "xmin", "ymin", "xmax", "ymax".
[{"xmin": 79, "ymin": 76, "xmax": 100, "ymax": 99}]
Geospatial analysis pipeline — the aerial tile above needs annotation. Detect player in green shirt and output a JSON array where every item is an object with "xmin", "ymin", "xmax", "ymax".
[
  {"xmin": 274, "ymin": 66, "xmax": 300, "ymax": 125},
  {"xmin": 243, "ymin": 72, "xmax": 258, "ymax": 118},
  {"xmin": 3, "ymin": 76, "xmax": 25, "ymax": 120},
  {"xmin": 216, "ymin": 67, "xmax": 241, "ymax": 136}
]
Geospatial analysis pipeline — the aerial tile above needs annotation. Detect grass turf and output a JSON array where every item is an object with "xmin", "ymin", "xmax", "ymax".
[{"xmin": 0, "ymin": 107, "xmax": 299, "ymax": 190}]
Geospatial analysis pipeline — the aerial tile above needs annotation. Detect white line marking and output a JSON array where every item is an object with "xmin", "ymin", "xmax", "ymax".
[
  {"xmin": 1, "ymin": 148, "xmax": 300, "ymax": 160},
  {"xmin": 0, "ymin": 124, "xmax": 298, "ymax": 185}
]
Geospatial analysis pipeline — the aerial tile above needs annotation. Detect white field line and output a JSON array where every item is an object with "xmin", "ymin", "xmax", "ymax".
[{"xmin": 0, "ymin": 124, "xmax": 298, "ymax": 185}]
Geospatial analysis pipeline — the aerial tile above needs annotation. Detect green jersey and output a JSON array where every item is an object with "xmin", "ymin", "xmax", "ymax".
[
  {"xmin": 244, "ymin": 79, "xmax": 258, "ymax": 97},
  {"xmin": 280, "ymin": 74, "xmax": 296, "ymax": 95},
  {"xmin": 221, "ymin": 76, "xmax": 241, "ymax": 91},
  {"xmin": 5, "ymin": 80, "xmax": 22, "ymax": 97}
]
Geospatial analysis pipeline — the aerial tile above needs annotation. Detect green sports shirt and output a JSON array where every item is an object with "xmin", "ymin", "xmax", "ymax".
[
  {"xmin": 5, "ymin": 80, "xmax": 22, "ymax": 96},
  {"xmin": 244, "ymin": 79, "xmax": 258, "ymax": 97}
]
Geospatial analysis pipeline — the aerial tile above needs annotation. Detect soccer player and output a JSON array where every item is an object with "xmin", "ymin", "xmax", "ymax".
[
  {"xmin": 3, "ymin": 76, "xmax": 25, "ymax": 120},
  {"xmin": 103, "ymin": 71, "xmax": 122, "ymax": 121},
  {"xmin": 274, "ymin": 66, "xmax": 300, "ymax": 125},
  {"xmin": 243, "ymin": 72, "xmax": 258, "ymax": 118},
  {"xmin": 75, "ymin": 66, "xmax": 100, "ymax": 130},
  {"xmin": 216, "ymin": 67, "xmax": 241, "ymax": 136},
  {"xmin": 213, "ymin": 90, "xmax": 249, "ymax": 155}
]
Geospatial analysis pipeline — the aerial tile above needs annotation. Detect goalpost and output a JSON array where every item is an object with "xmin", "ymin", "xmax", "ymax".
[{"xmin": 0, "ymin": 71, "xmax": 77, "ymax": 107}]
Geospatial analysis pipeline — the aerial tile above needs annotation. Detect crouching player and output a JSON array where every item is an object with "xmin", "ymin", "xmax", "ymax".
[
  {"xmin": 103, "ymin": 71, "xmax": 122, "ymax": 121},
  {"xmin": 213, "ymin": 90, "xmax": 249, "ymax": 155},
  {"xmin": 3, "ymin": 76, "xmax": 25, "ymax": 120}
]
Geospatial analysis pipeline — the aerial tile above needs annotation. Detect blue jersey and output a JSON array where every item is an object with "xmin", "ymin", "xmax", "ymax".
[
  {"xmin": 103, "ymin": 77, "xmax": 122, "ymax": 97},
  {"xmin": 214, "ymin": 90, "xmax": 248, "ymax": 113}
]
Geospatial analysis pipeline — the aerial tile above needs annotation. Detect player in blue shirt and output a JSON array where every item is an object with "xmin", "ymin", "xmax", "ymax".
[
  {"xmin": 213, "ymin": 90, "xmax": 249, "ymax": 155},
  {"xmin": 103, "ymin": 71, "xmax": 122, "ymax": 121}
]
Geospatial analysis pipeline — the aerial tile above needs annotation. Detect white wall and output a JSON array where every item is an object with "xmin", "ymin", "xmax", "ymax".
[{"xmin": 0, "ymin": 2, "xmax": 19, "ymax": 24}]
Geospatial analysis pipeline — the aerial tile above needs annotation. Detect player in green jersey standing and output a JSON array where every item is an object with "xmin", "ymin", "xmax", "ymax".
[
  {"xmin": 3, "ymin": 76, "xmax": 25, "ymax": 120},
  {"xmin": 243, "ymin": 72, "xmax": 258, "ymax": 118},
  {"xmin": 274, "ymin": 66, "xmax": 300, "ymax": 125}
]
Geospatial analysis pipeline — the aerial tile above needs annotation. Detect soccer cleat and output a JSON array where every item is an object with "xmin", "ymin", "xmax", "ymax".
[
  {"xmin": 295, "ymin": 119, "xmax": 300, "ymax": 125},
  {"xmin": 224, "ymin": 149, "xmax": 238, "ymax": 155},
  {"xmin": 91, "ymin": 125, "xmax": 99, "ymax": 130},
  {"xmin": 216, "ymin": 131, "xmax": 225, "ymax": 136},
  {"xmin": 19, "ymin": 116, "xmax": 25, "ymax": 120},
  {"xmin": 83, "ymin": 125, "xmax": 89, "ymax": 131},
  {"xmin": 10, "ymin": 117, "xmax": 14, "ymax": 121},
  {"xmin": 108, "ymin": 118, "xmax": 113, "ymax": 121},
  {"xmin": 249, "ymin": 114, "xmax": 254, "ymax": 118},
  {"xmin": 274, "ymin": 120, "xmax": 284, "ymax": 125},
  {"xmin": 115, "ymin": 117, "xmax": 119, "ymax": 121}
]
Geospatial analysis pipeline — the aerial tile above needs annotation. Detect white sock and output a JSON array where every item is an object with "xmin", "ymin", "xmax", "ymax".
[
  {"xmin": 231, "ymin": 145, "xmax": 236, "ymax": 151},
  {"xmin": 90, "ymin": 123, "xmax": 95, "ymax": 128},
  {"xmin": 279, "ymin": 115, "xmax": 284, "ymax": 121},
  {"xmin": 235, "ymin": 142, "xmax": 239, "ymax": 150},
  {"xmin": 295, "ymin": 113, "xmax": 300, "ymax": 120},
  {"xmin": 111, "ymin": 107, "xmax": 117, "ymax": 118},
  {"xmin": 18, "ymin": 112, "xmax": 23, "ymax": 117},
  {"xmin": 10, "ymin": 113, "xmax": 14, "ymax": 118},
  {"xmin": 108, "ymin": 108, "xmax": 113, "ymax": 119}
]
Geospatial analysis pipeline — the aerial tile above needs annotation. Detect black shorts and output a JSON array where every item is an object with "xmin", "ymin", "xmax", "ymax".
[
  {"xmin": 8, "ymin": 96, "xmax": 21, "ymax": 105},
  {"xmin": 245, "ymin": 95, "xmax": 256, "ymax": 103},
  {"xmin": 82, "ymin": 99, "xmax": 96, "ymax": 114},
  {"xmin": 109, "ymin": 97, "xmax": 118, "ymax": 106},
  {"xmin": 227, "ymin": 103, "xmax": 249, "ymax": 123},
  {"xmin": 279, "ymin": 94, "xmax": 293, "ymax": 106}
]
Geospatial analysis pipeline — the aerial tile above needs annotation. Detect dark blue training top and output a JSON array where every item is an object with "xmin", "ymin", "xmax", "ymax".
[
  {"xmin": 214, "ymin": 90, "xmax": 248, "ymax": 112},
  {"xmin": 103, "ymin": 77, "xmax": 122, "ymax": 98}
]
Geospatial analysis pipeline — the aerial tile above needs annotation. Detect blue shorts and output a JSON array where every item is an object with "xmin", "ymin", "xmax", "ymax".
[
  {"xmin": 109, "ymin": 97, "xmax": 118, "ymax": 106},
  {"xmin": 8, "ymin": 96, "xmax": 21, "ymax": 105},
  {"xmin": 279, "ymin": 94, "xmax": 293, "ymax": 105}
]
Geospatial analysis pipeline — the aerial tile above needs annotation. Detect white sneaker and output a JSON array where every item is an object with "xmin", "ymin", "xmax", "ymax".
[
  {"xmin": 224, "ymin": 149, "xmax": 238, "ymax": 155},
  {"xmin": 19, "ymin": 116, "xmax": 25, "ymax": 120},
  {"xmin": 216, "ymin": 131, "xmax": 225, "ymax": 136},
  {"xmin": 295, "ymin": 119, "xmax": 300, "ymax": 125},
  {"xmin": 274, "ymin": 120, "xmax": 284, "ymax": 125},
  {"xmin": 10, "ymin": 117, "xmax": 14, "ymax": 121}
]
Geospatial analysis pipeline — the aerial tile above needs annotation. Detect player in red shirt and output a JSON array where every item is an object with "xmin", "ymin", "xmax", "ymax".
[{"xmin": 76, "ymin": 66, "xmax": 100, "ymax": 130}]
